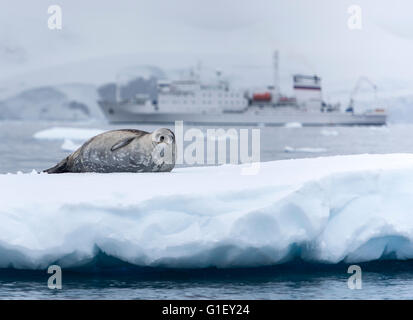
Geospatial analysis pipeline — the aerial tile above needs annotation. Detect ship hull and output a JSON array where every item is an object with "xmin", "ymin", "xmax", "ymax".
[{"xmin": 99, "ymin": 102, "xmax": 387, "ymax": 126}]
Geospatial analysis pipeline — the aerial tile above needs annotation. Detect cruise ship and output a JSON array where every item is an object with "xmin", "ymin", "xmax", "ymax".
[{"xmin": 98, "ymin": 53, "xmax": 387, "ymax": 126}]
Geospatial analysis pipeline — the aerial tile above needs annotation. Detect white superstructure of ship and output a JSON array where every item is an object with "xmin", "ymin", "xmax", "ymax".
[{"xmin": 156, "ymin": 71, "xmax": 248, "ymax": 114}]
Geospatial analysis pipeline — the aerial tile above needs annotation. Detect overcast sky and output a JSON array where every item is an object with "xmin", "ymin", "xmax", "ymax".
[{"xmin": 1, "ymin": 0, "xmax": 413, "ymax": 101}]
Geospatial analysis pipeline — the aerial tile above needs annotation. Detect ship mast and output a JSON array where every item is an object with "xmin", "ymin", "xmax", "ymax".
[{"xmin": 273, "ymin": 51, "xmax": 280, "ymax": 100}]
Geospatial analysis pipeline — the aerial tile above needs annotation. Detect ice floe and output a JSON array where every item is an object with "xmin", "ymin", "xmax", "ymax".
[
  {"xmin": 284, "ymin": 122, "xmax": 302, "ymax": 128},
  {"xmin": 320, "ymin": 129, "xmax": 339, "ymax": 137},
  {"xmin": 33, "ymin": 127, "xmax": 104, "ymax": 141},
  {"xmin": 60, "ymin": 139, "xmax": 81, "ymax": 152},
  {"xmin": 2, "ymin": 154, "xmax": 413, "ymax": 269}
]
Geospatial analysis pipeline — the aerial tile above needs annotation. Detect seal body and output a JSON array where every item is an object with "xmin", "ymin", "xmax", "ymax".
[{"xmin": 44, "ymin": 128, "xmax": 176, "ymax": 173}]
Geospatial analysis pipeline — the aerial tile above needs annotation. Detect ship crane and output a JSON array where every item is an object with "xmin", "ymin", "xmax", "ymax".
[{"xmin": 347, "ymin": 76, "xmax": 377, "ymax": 113}]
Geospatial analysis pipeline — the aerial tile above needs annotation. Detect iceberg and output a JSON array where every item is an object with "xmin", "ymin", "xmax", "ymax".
[{"xmin": 2, "ymin": 154, "xmax": 413, "ymax": 270}]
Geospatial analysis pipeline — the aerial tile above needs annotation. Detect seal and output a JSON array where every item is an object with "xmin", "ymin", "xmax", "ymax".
[{"xmin": 44, "ymin": 128, "xmax": 176, "ymax": 173}]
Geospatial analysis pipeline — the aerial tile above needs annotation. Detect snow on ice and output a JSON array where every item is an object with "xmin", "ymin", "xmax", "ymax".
[{"xmin": 2, "ymin": 154, "xmax": 413, "ymax": 269}]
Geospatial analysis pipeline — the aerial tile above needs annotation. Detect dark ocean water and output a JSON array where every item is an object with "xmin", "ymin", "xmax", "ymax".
[
  {"xmin": 3, "ymin": 259, "xmax": 413, "ymax": 299},
  {"xmin": 2, "ymin": 120, "xmax": 413, "ymax": 299}
]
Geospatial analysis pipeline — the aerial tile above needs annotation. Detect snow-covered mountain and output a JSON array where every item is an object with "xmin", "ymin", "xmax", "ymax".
[{"xmin": 0, "ymin": 84, "xmax": 103, "ymax": 121}]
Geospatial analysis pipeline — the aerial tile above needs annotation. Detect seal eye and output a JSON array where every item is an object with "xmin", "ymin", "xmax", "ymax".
[{"xmin": 159, "ymin": 136, "xmax": 165, "ymax": 142}]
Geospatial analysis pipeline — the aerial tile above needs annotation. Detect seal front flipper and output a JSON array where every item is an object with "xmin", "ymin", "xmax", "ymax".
[
  {"xmin": 43, "ymin": 156, "xmax": 69, "ymax": 174},
  {"xmin": 111, "ymin": 137, "xmax": 135, "ymax": 152}
]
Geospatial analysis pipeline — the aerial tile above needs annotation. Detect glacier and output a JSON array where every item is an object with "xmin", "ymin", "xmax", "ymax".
[{"xmin": 2, "ymin": 154, "xmax": 413, "ymax": 270}]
